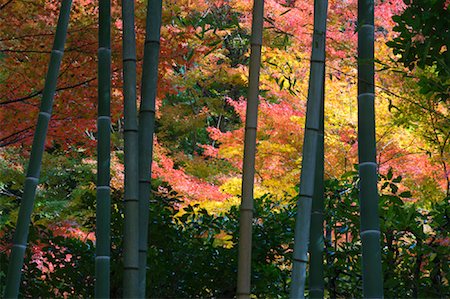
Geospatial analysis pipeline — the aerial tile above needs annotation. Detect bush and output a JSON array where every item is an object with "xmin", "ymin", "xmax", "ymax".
[{"xmin": 0, "ymin": 166, "xmax": 448, "ymax": 298}]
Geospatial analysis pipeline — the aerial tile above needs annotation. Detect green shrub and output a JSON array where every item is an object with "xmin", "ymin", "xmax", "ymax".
[{"xmin": 0, "ymin": 164, "xmax": 448, "ymax": 298}]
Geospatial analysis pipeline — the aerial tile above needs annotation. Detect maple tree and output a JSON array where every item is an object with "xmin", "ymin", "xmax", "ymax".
[{"xmin": 2, "ymin": 0, "xmax": 445, "ymax": 203}]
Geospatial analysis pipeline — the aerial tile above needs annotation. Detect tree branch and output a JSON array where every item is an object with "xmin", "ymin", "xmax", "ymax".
[
  {"xmin": 0, "ymin": 77, "xmax": 97, "ymax": 105},
  {"xmin": 0, "ymin": 0, "xmax": 13, "ymax": 10}
]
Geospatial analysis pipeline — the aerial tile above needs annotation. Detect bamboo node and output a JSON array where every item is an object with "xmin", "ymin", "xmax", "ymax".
[
  {"xmin": 95, "ymin": 256, "xmax": 111, "ymax": 260},
  {"xmin": 97, "ymin": 186, "xmax": 110, "ymax": 190},
  {"xmin": 51, "ymin": 49, "xmax": 63, "ymax": 55},
  {"xmin": 25, "ymin": 176, "xmax": 39, "ymax": 183},
  {"xmin": 124, "ymin": 198, "xmax": 139, "ymax": 202},
  {"xmin": 360, "ymin": 229, "xmax": 381, "ymax": 236},
  {"xmin": 12, "ymin": 244, "xmax": 27, "ymax": 249},
  {"xmin": 144, "ymin": 39, "xmax": 160, "ymax": 45},
  {"xmin": 139, "ymin": 108, "xmax": 156, "ymax": 113},
  {"xmin": 293, "ymin": 258, "xmax": 308, "ymax": 263},
  {"xmin": 305, "ymin": 126, "xmax": 320, "ymax": 132},
  {"xmin": 359, "ymin": 24, "xmax": 375, "ymax": 30},
  {"xmin": 357, "ymin": 92, "xmax": 375, "ymax": 99},
  {"xmin": 39, "ymin": 111, "xmax": 51, "ymax": 118},
  {"xmin": 359, "ymin": 161, "xmax": 377, "ymax": 168},
  {"xmin": 98, "ymin": 47, "xmax": 111, "ymax": 52}
]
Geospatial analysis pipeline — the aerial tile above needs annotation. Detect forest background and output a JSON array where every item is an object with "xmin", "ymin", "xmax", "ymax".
[{"xmin": 0, "ymin": 0, "xmax": 448, "ymax": 297}]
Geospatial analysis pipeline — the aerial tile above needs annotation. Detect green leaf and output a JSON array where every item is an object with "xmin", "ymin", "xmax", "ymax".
[
  {"xmin": 399, "ymin": 191, "xmax": 412, "ymax": 198},
  {"xmin": 390, "ymin": 183, "xmax": 399, "ymax": 194},
  {"xmin": 392, "ymin": 175, "xmax": 402, "ymax": 183},
  {"xmin": 387, "ymin": 167, "xmax": 393, "ymax": 180},
  {"xmin": 392, "ymin": 15, "xmax": 402, "ymax": 24},
  {"xmin": 381, "ymin": 194, "xmax": 404, "ymax": 206}
]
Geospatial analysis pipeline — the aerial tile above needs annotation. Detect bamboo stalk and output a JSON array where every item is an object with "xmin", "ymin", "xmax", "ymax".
[
  {"xmin": 236, "ymin": 0, "xmax": 264, "ymax": 298},
  {"xmin": 308, "ymin": 62, "xmax": 325, "ymax": 299},
  {"xmin": 357, "ymin": 0, "xmax": 384, "ymax": 297},
  {"xmin": 290, "ymin": 0, "xmax": 327, "ymax": 297},
  {"xmin": 95, "ymin": 0, "xmax": 111, "ymax": 297},
  {"xmin": 3, "ymin": 1, "xmax": 72, "ymax": 298},
  {"xmin": 138, "ymin": 0, "xmax": 162, "ymax": 297},
  {"xmin": 122, "ymin": 0, "xmax": 139, "ymax": 297},
  {"xmin": 309, "ymin": 2, "xmax": 328, "ymax": 295}
]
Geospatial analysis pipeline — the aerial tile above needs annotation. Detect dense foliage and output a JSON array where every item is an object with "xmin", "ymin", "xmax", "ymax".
[
  {"xmin": 387, "ymin": 0, "xmax": 449, "ymax": 102},
  {"xmin": 0, "ymin": 154, "xmax": 448, "ymax": 297},
  {"xmin": 386, "ymin": 0, "xmax": 450, "ymax": 197}
]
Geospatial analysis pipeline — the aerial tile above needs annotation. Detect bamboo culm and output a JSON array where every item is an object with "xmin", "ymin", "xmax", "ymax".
[
  {"xmin": 309, "ymin": 1, "xmax": 328, "ymax": 296},
  {"xmin": 95, "ymin": 0, "xmax": 111, "ymax": 297},
  {"xmin": 357, "ymin": 0, "xmax": 384, "ymax": 297},
  {"xmin": 3, "ymin": 1, "xmax": 72, "ymax": 298},
  {"xmin": 236, "ymin": 1, "xmax": 264, "ymax": 298},
  {"xmin": 308, "ymin": 62, "xmax": 325, "ymax": 299},
  {"xmin": 138, "ymin": 0, "xmax": 162, "ymax": 297},
  {"xmin": 290, "ymin": 0, "xmax": 327, "ymax": 297},
  {"xmin": 122, "ymin": 0, "xmax": 140, "ymax": 297}
]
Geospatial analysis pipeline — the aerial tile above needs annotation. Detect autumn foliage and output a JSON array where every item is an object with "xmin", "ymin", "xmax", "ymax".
[
  {"xmin": 0, "ymin": 0, "xmax": 449, "ymax": 296},
  {"xmin": 1, "ymin": 0, "xmax": 447, "ymax": 203}
]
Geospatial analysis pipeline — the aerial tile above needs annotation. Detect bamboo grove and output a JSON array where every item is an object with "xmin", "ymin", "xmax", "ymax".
[{"xmin": 2, "ymin": 0, "xmax": 385, "ymax": 298}]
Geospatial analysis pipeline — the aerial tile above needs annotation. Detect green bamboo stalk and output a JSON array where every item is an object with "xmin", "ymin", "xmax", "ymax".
[
  {"xmin": 308, "ymin": 62, "xmax": 325, "ymax": 299},
  {"xmin": 122, "ymin": 0, "xmax": 139, "ymax": 297},
  {"xmin": 357, "ymin": 0, "xmax": 384, "ymax": 297},
  {"xmin": 236, "ymin": 1, "xmax": 264, "ymax": 298},
  {"xmin": 95, "ymin": 0, "xmax": 111, "ymax": 297},
  {"xmin": 309, "ymin": 3, "xmax": 328, "ymax": 295},
  {"xmin": 3, "ymin": 1, "xmax": 72, "ymax": 298},
  {"xmin": 138, "ymin": 0, "xmax": 162, "ymax": 297},
  {"xmin": 290, "ymin": 0, "xmax": 327, "ymax": 297}
]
